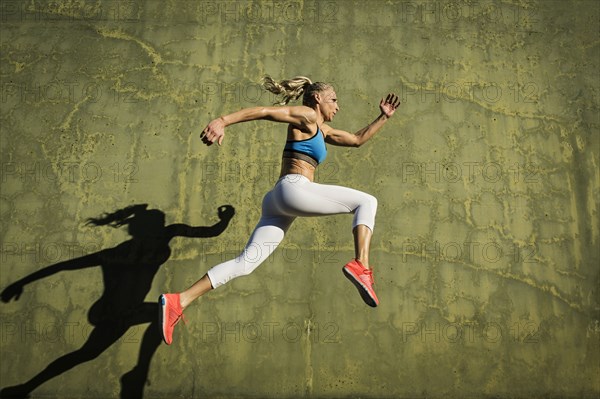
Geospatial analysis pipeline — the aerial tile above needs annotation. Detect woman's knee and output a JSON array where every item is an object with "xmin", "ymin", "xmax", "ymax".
[
  {"xmin": 352, "ymin": 192, "xmax": 377, "ymax": 231},
  {"xmin": 363, "ymin": 193, "xmax": 378, "ymax": 214}
]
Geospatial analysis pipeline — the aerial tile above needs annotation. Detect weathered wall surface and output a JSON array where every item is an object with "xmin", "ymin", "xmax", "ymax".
[{"xmin": 1, "ymin": 0, "xmax": 598, "ymax": 398}]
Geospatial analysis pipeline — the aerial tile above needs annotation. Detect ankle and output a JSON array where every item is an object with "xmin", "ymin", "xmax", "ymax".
[
  {"xmin": 356, "ymin": 258, "xmax": 370, "ymax": 269},
  {"xmin": 179, "ymin": 292, "xmax": 189, "ymax": 310}
]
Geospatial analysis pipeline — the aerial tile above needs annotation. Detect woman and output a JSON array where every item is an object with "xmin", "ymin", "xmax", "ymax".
[{"xmin": 159, "ymin": 76, "xmax": 400, "ymax": 345}]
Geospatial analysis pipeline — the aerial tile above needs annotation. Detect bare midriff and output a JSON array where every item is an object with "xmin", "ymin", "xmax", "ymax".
[{"xmin": 279, "ymin": 157, "xmax": 316, "ymax": 182}]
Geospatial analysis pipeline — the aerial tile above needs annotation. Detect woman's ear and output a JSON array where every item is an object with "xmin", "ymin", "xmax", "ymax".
[{"xmin": 313, "ymin": 92, "xmax": 322, "ymax": 104}]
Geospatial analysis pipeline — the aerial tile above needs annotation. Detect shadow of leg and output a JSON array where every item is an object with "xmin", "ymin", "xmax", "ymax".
[
  {"xmin": 120, "ymin": 304, "xmax": 162, "ymax": 399},
  {"xmin": 0, "ymin": 325, "xmax": 124, "ymax": 398}
]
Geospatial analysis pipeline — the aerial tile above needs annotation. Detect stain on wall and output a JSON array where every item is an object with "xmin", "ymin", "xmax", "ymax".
[{"xmin": 0, "ymin": 0, "xmax": 598, "ymax": 398}]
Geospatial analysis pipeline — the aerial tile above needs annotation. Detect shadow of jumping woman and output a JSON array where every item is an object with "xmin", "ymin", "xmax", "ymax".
[{"xmin": 0, "ymin": 204, "xmax": 235, "ymax": 399}]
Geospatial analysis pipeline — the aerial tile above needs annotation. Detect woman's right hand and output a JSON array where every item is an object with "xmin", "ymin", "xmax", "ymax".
[{"xmin": 200, "ymin": 117, "xmax": 226, "ymax": 146}]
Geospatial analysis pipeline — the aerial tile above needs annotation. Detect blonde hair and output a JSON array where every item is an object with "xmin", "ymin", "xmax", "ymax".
[{"xmin": 262, "ymin": 75, "xmax": 332, "ymax": 106}]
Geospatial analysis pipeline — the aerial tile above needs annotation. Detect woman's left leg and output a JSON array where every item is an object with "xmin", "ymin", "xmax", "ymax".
[
  {"xmin": 180, "ymin": 213, "xmax": 295, "ymax": 308},
  {"xmin": 273, "ymin": 175, "xmax": 380, "ymax": 306},
  {"xmin": 274, "ymin": 175, "xmax": 378, "ymax": 265}
]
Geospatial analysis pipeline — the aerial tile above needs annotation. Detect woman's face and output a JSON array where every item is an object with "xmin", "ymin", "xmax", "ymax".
[{"xmin": 317, "ymin": 88, "xmax": 339, "ymax": 122}]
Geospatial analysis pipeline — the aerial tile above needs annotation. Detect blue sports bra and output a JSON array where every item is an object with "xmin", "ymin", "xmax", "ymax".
[{"xmin": 282, "ymin": 127, "xmax": 327, "ymax": 167}]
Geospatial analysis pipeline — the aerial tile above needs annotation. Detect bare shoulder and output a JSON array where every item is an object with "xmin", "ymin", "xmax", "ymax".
[
  {"xmin": 287, "ymin": 105, "xmax": 318, "ymax": 127},
  {"xmin": 258, "ymin": 105, "xmax": 317, "ymax": 129}
]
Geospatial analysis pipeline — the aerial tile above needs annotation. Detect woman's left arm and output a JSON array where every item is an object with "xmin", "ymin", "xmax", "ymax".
[{"xmin": 325, "ymin": 93, "xmax": 400, "ymax": 147}]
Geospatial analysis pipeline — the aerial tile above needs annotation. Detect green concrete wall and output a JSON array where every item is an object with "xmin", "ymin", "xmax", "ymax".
[{"xmin": 1, "ymin": 0, "xmax": 599, "ymax": 398}]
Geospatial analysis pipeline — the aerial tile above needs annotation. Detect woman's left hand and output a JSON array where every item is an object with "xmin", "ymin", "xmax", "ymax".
[{"xmin": 379, "ymin": 93, "xmax": 401, "ymax": 118}]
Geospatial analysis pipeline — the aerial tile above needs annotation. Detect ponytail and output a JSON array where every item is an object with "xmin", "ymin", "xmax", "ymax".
[
  {"xmin": 262, "ymin": 75, "xmax": 312, "ymax": 105},
  {"xmin": 262, "ymin": 75, "xmax": 331, "ymax": 106}
]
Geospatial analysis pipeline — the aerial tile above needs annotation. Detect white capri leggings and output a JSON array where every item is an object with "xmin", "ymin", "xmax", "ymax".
[{"xmin": 206, "ymin": 174, "xmax": 377, "ymax": 288}]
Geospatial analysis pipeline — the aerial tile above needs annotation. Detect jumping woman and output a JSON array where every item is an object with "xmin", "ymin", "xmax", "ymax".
[{"xmin": 159, "ymin": 76, "xmax": 400, "ymax": 345}]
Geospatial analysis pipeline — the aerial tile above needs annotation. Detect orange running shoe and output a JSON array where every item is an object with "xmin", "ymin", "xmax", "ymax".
[
  {"xmin": 158, "ymin": 293, "xmax": 185, "ymax": 345},
  {"xmin": 342, "ymin": 259, "xmax": 379, "ymax": 307}
]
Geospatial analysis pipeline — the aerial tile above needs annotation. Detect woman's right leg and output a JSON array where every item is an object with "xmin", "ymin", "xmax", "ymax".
[{"xmin": 179, "ymin": 275, "xmax": 212, "ymax": 309}]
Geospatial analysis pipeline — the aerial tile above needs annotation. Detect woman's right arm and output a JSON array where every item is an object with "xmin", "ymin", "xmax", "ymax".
[{"xmin": 200, "ymin": 106, "xmax": 315, "ymax": 146}]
